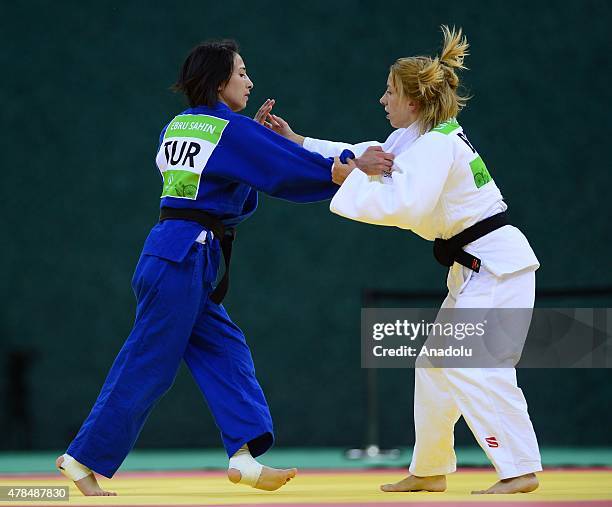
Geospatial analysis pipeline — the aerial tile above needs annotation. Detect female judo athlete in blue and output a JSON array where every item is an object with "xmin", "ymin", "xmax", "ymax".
[{"xmin": 55, "ymin": 40, "xmax": 393, "ymax": 496}]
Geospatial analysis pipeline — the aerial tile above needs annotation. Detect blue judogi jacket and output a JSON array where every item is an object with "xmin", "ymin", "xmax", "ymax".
[{"xmin": 143, "ymin": 102, "xmax": 337, "ymax": 264}]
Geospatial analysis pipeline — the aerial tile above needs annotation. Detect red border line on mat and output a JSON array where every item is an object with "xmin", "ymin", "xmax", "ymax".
[
  {"xmin": 52, "ymin": 502, "xmax": 612, "ymax": 507},
  {"xmin": 1, "ymin": 466, "xmax": 611, "ymax": 480}
]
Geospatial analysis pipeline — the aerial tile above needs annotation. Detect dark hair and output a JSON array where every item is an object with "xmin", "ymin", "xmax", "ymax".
[{"xmin": 172, "ymin": 39, "xmax": 239, "ymax": 107}]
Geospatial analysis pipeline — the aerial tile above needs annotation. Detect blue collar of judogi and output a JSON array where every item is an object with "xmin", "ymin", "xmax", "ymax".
[{"xmin": 191, "ymin": 102, "xmax": 232, "ymax": 114}]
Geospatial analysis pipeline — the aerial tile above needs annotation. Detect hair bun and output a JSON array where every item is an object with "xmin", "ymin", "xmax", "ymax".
[{"xmin": 417, "ymin": 58, "xmax": 445, "ymax": 100}]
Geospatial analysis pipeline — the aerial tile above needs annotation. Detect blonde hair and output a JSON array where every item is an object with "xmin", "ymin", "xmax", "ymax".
[{"xmin": 390, "ymin": 25, "xmax": 470, "ymax": 134}]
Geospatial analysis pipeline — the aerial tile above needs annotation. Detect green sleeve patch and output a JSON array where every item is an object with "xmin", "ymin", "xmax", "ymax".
[
  {"xmin": 431, "ymin": 118, "xmax": 461, "ymax": 135},
  {"xmin": 470, "ymin": 156, "xmax": 492, "ymax": 188}
]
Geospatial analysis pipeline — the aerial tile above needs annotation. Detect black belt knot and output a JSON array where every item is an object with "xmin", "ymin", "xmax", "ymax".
[
  {"xmin": 159, "ymin": 207, "xmax": 235, "ymax": 304},
  {"xmin": 433, "ymin": 212, "xmax": 510, "ymax": 273}
]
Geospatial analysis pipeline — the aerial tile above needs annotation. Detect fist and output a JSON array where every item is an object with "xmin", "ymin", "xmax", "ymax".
[
  {"xmin": 356, "ymin": 146, "xmax": 394, "ymax": 175},
  {"xmin": 332, "ymin": 157, "xmax": 357, "ymax": 185}
]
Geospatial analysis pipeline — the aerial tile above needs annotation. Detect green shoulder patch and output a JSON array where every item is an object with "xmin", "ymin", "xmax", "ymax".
[
  {"xmin": 165, "ymin": 114, "xmax": 229, "ymax": 144},
  {"xmin": 431, "ymin": 118, "xmax": 461, "ymax": 135}
]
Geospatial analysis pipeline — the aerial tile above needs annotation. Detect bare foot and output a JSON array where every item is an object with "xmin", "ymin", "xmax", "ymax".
[
  {"xmin": 55, "ymin": 455, "xmax": 117, "ymax": 496},
  {"xmin": 380, "ymin": 474, "xmax": 446, "ymax": 492},
  {"xmin": 472, "ymin": 473, "xmax": 539, "ymax": 494},
  {"xmin": 227, "ymin": 466, "xmax": 297, "ymax": 491}
]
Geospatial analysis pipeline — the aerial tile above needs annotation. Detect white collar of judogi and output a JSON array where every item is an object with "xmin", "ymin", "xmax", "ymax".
[{"xmin": 383, "ymin": 121, "xmax": 421, "ymax": 152}]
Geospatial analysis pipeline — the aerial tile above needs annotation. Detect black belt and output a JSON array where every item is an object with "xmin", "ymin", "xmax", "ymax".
[
  {"xmin": 159, "ymin": 207, "xmax": 235, "ymax": 304},
  {"xmin": 433, "ymin": 212, "xmax": 510, "ymax": 272}
]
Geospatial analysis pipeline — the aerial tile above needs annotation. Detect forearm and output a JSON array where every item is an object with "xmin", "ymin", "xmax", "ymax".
[
  {"xmin": 330, "ymin": 136, "xmax": 452, "ymax": 227},
  {"xmin": 220, "ymin": 117, "xmax": 337, "ymax": 202},
  {"xmin": 330, "ymin": 170, "xmax": 419, "ymax": 228},
  {"xmin": 303, "ymin": 137, "xmax": 380, "ymax": 158}
]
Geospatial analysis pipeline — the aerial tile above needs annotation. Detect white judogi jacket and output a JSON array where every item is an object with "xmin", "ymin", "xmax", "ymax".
[{"xmin": 304, "ymin": 119, "xmax": 539, "ymax": 279}]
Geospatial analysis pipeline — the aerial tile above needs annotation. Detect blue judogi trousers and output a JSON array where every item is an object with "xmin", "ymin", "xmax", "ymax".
[{"xmin": 67, "ymin": 235, "xmax": 274, "ymax": 478}]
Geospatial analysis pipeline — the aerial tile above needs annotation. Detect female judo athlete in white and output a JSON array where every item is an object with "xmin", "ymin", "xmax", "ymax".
[{"xmin": 263, "ymin": 26, "xmax": 542, "ymax": 495}]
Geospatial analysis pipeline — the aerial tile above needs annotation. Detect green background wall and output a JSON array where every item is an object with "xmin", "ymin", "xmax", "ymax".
[{"xmin": 1, "ymin": 0, "xmax": 611, "ymax": 450}]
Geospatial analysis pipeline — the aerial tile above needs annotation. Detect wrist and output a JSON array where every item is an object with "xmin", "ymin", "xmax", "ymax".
[
  {"xmin": 290, "ymin": 133, "xmax": 305, "ymax": 145},
  {"xmin": 331, "ymin": 157, "xmax": 355, "ymax": 185}
]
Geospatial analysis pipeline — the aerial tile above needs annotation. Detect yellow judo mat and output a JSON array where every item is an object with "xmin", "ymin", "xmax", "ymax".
[{"xmin": 1, "ymin": 469, "xmax": 611, "ymax": 507}]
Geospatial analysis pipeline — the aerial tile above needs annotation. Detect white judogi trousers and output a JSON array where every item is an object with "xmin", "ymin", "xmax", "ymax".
[{"xmin": 410, "ymin": 266, "xmax": 542, "ymax": 480}]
